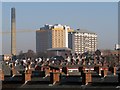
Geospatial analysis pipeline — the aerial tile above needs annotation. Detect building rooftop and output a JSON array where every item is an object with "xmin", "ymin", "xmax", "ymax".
[
  {"xmin": 2, "ymin": 61, "xmax": 120, "ymax": 90},
  {"xmin": 37, "ymin": 24, "xmax": 74, "ymax": 31},
  {"xmin": 74, "ymin": 29, "xmax": 96, "ymax": 34}
]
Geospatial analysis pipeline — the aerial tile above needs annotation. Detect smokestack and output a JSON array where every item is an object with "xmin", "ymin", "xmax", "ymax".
[{"xmin": 11, "ymin": 8, "xmax": 16, "ymax": 55}]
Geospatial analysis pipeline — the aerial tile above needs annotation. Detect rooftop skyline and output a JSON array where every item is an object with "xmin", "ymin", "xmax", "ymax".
[{"xmin": 2, "ymin": 2, "xmax": 118, "ymax": 54}]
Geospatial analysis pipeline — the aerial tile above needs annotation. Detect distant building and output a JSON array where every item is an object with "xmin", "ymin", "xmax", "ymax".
[
  {"xmin": 101, "ymin": 49, "xmax": 119, "ymax": 56},
  {"xmin": 36, "ymin": 24, "xmax": 74, "ymax": 53},
  {"xmin": 68, "ymin": 29, "xmax": 97, "ymax": 54},
  {"xmin": 3, "ymin": 54, "xmax": 12, "ymax": 61},
  {"xmin": 115, "ymin": 44, "xmax": 120, "ymax": 50}
]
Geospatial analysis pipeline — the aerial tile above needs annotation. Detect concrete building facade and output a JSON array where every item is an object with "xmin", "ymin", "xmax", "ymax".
[
  {"xmin": 68, "ymin": 29, "xmax": 97, "ymax": 54},
  {"xmin": 36, "ymin": 24, "xmax": 73, "ymax": 53}
]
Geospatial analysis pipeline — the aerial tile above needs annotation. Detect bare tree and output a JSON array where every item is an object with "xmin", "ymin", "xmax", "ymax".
[{"xmin": 26, "ymin": 50, "xmax": 36, "ymax": 59}]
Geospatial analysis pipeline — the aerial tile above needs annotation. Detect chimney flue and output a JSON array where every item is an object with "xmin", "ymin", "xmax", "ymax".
[{"xmin": 11, "ymin": 7, "xmax": 16, "ymax": 55}]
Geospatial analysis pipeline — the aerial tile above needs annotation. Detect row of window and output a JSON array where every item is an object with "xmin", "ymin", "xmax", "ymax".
[
  {"xmin": 75, "ymin": 39, "xmax": 97, "ymax": 42},
  {"xmin": 75, "ymin": 49, "xmax": 96, "ymax": 52},
  {"xmin": 74, "ymin": 43, "xmax": 96, "ymax": 45},
  {"xmin": 74, "ymin": 36, "xmax": 97, "ymax": 38},
  {"xmin": 74, "ymin": 35, "xmax": 97, "ymax": 37}
]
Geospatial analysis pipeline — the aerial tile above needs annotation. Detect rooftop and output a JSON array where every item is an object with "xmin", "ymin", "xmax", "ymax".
[
  {"xmin": 2, "ymin": 61, "xmax": 120, "ymax": 90},
  {"xmin": 73, "ymin": 29, "xmax": 96, "ymax": 34}
]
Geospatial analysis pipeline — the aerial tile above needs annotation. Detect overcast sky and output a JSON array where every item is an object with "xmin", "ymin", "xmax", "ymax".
[{"xmin": 2, "ymin": 2, "xmax": 118, "ymax": 54}]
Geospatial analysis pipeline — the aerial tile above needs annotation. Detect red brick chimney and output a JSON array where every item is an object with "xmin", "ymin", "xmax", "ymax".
[
  {"xmin": 82, "ymin": 70, "xmax": 92, "ymax": 85},
  {"xmin": 114, "ymin": 67, "xmax": 116, "ymax": 75},
  {"xmin": 45, "ymin": 66, "xmax": 51, "ymax": 76},
  {"xmin": 101, "ymin": 67, "xmax": 108, "ymax": 77},
  {"xmin": 12, "ymin": 63, "xmax": 16, "ymax": 76},
  {"xmin": 0, "ymin": 70, "xmax": 4, "ymax": 81},
  {"xmin": 94, "ymin": 66, "xmax": 101, "ymax": 75},
  {"xmin": 50, "ymin": 72, "xmax": 60, "ymax": 85},
  {"xmin": 25, "ymin": 69, "xmax": 32, "ymax": 81}
]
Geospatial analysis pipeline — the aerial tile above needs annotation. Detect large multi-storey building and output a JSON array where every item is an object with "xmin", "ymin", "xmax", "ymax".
[
  {"xmin": 68, "ymin": 29, "xmax": 97, "ymax": 54},
  {"xmin": 36, "ymin": 24, "xmax": 73, "ymax": 53}
]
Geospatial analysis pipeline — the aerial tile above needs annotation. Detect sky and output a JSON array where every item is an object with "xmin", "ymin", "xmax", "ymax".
[{"xmin": 2, "ymin": 2, "xmax": 118, "ymax": 54}]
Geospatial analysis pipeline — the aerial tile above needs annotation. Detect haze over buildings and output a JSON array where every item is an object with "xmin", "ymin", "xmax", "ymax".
[{"xmin": 2, "ymin": 2, "xmax": 118, "ymax": 54}]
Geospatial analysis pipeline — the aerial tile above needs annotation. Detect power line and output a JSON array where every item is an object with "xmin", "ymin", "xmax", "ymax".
[{"xmin": 0, "ymin": 30, "xmax": 37, "ymax": 34}]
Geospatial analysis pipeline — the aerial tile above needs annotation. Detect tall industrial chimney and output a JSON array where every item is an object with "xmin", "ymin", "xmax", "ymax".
[{"xmin": 11, "ymin": 8, "xmax": 16, "ymax": 55}]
